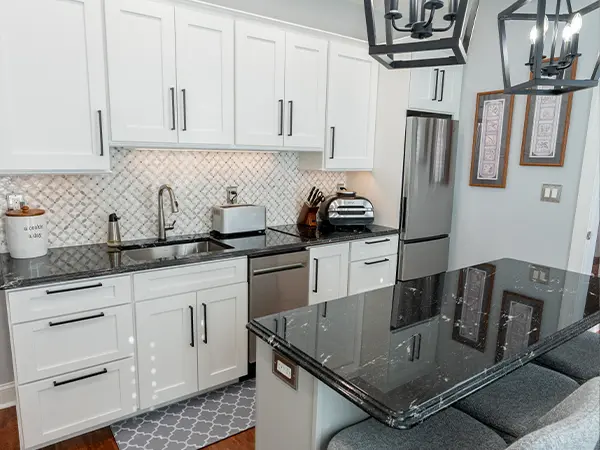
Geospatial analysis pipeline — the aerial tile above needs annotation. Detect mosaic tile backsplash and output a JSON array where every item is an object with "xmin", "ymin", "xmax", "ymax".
[{"xmin": 0, "ymin": 148, "xmax": 344, "ymax": 253}]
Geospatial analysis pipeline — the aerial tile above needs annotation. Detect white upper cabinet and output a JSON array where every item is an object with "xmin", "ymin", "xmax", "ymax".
[
  {"xmin": 283, "ymin": 33, "xmax": 328, "ymax": 149},
  {"xmin": 325, "ymin": 42, "xmax": 378, "ymax": 170},
  {"xmin": 408, "ymin": 51, "xmax": 463, "ymax": 117},
  {"xmin": 105, "ymin": 0, "xmax": 178, "ymax": 144},
  {"xmin": 175, "ymin": 8, "xmax": 234, "ymax": 145},
  {"xmin": 0, "ymin": 0, "xmax": 109, "ymax": 174},
  {"xmin": 301, "ymin": 41, "xmax": 378, "ymax": 170},
  {"xmin": 235, "ymin": 21, "xmax": 286, "ymax": 147}
]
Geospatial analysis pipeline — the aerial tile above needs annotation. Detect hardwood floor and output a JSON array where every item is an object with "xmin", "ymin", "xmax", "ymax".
[{"xmin": 0, "ymin": 407, "xmax": 255, "ymax": 450}]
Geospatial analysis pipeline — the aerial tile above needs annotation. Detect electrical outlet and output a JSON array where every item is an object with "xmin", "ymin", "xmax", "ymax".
[
  {"xmin": 540, "ymin": 184, "xmax": 562, "ymax": 203},
  {"xmin": 226, "ymin": 186, "xmax": 238, "ymax": 205},
  {"xmin": 336, "ymin": 183, "xmax": 346, "ymax": 191},
  {"xmin": 6, "ymin": 194, "xmax": 25, "ymax": 211}
]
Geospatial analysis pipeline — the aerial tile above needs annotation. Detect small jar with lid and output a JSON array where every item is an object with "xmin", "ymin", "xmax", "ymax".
[{"xmin": 4, "ymin": 206, "xmax": 48, "ymax": 259}]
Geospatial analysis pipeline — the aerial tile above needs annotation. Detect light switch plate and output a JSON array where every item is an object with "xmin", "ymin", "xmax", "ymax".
[
  {"xmin": 6, "ymin": 194, "xmax": 25, "ymax": 211},
  {"xmin": 530, "ymin": 265, "xmax": 550, "ymax": 284},
  {"xmin": 540, "ymin": 184, "xmax": 562, "ymax": 203}
]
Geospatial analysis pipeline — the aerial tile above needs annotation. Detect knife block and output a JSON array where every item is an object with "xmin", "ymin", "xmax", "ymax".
[{"xmin": 297, "ymin": 203, "xmax": 319, "ymax": 227}]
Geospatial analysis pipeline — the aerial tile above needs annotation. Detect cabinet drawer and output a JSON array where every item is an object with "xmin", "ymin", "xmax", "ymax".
[
  {"xmin": 8, "ymin": 276, "xmax": 132, "ymax": 324},
  {"xmin": 348, "ymin": 257, "xmax": 397, "ymax": 296},
  {"xmin": 18, "ymin": 358, "xmax": 136, "ymax": 449},
  {"xmin": 133, "ymin": 258, "xmax": 247, "ymax": 301},
  {"xmin": 350, "ymin": 235, "xmax": 399, "ymax": 262},
  {"xmin": 12, "ymin": 304, "xmax": 134, "ymax": 384}
]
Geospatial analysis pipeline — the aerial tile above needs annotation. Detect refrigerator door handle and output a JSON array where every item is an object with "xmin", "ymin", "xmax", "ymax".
[{"xmin": 400, "ymin": 196, "xmax": 408, "ymax": 232}]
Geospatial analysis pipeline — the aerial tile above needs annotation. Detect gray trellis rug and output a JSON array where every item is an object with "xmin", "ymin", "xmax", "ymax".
[{"xmin": 111, "ymin": 379, "xmax": 256, "ymax": 450}]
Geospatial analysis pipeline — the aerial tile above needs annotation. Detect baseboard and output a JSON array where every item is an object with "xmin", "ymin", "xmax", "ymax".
[{"xmin": 0, "ymin": 382, "xmax": 16, "ymax": 409}]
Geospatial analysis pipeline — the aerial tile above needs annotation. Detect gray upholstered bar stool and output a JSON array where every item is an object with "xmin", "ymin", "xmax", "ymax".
[
  {"xmin": 455, "ymin": 363, "xmax": 579, "ymax": 443},
  {"xmin": 327, "ymin": 407, "xmax": 507, "ymax": 450},
  {"xmin": 534, "ymin": 331, "xmax": 600, "ymax": 384},
  {"xmin": 327, "ymin": 378, "xmax": 599, "ymax": 450},
  {"xmin": 505, "ymin": 377, "xmax": 600, "ymax": 450}
]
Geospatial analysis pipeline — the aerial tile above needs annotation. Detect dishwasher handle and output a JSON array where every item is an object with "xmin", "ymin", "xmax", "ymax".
[{"xmin": 252, "ymin": 263, "xmax": 306, "ymax": 276}]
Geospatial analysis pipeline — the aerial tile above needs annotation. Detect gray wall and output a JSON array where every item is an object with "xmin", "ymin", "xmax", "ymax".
[{"xmin": 448, "ymin": 0, "xmax": 599, "ymax": 270}]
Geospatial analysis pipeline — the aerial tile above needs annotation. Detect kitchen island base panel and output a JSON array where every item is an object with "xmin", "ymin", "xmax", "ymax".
[{"xmin": 255, "ymin": 339, "xmax": 367, "ymax": 450}]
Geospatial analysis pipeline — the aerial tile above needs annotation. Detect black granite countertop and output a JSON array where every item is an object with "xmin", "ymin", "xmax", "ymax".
[
  {"xmin": 0, "ymin": 225, "xmax": 398, "ymax": 290},
  {"xmin": 248, "ymin": 258, "xmax": 600, "ymax": 429}
]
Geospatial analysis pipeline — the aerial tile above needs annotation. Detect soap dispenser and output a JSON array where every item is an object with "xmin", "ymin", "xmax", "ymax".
[{"xmin": 107, "ymin": 213, "xmax": 122, "ymax": 247}]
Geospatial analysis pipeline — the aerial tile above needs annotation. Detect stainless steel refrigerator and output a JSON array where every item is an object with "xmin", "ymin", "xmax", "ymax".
[{"xmin": 397, "ymin": 111, "xmax": 457, "ymax": 281}]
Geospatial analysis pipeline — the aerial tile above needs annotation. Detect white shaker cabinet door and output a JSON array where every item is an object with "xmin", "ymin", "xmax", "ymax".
[
  {"xmin": 175, "ymin": 8, "xmax": 234, "ymax": 145},
  {"xmin": 0, "ymin": 0, "xmax": 109, "ymax": 173},
  {"xmin": 235, "ymin": 21, "xmax": 286, "ymax": 147},
  {"xmin": 197, "ymin": 283, "xmax": 248, "ymax": 391},
  {"xmin": 325, "ymin": 42, "xmax": 378, "ymax": 170},
  {"xmin": 105, "ymin": 0, "xmax": 178, "ymax": 144},
  {"xmin": 309, "ymin": 243, "xmax": 350, "ymax": 305},
  {"xmin": 283, "ymin": 32, "xmax": 328, "ymax": 149},
  {"xmin": 136, "ymin": 293, "xmax": 198, "ymax": 409}
]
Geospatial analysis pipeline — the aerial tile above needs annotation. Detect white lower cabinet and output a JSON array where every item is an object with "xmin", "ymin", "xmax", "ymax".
[
  {"xmin": 136, "ymin": 293, "xmax": 198, "ymax": 409},
  {"xmin": 18, "ymin": 358, "xmax": 137, "ymax": 449},
  {"xmin": 309, "ymin": 243, "xmax": 349, "ymax": 305},
  {"xmin": 136, "ymin": 280, "xmax": 248, "ymax": 409},
  {"xmin": 197, "ymin": 283, "xmax": 248, "ymax": 390},
  {"xmin": 12, "ymin": 304, "xmax": 134, "ymax": 384}
]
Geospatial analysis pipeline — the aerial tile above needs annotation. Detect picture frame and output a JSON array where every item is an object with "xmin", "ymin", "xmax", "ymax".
[
  {"xmin": 520, "ymin": 58, "xmax": 578, "ymax": 167},
  {"xmin": 469, "ymin": 90, "xmax": 515, "ymax": 188},
  {"xmin": 495, "ymin": 291, "xmax": 544, "ymax": 363},
  {"xmin": 452, "ymin": 264, "xmax": 496, "ymax": 352}
]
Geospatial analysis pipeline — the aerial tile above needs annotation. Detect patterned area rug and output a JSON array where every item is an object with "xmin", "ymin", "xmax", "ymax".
[{"xmin": 111, "ymin": 379, "xmax": 255, "ymax": 450}]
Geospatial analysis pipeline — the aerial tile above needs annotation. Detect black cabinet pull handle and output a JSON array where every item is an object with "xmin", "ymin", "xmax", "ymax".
[
  {"xmin": 202, "ymin": 303, "xmax": 208, "ymax": 344},
  {"xmin": 53, "ymin": 368, "xmax": 108, "ymax": 387},
  {"xmin": 278, "ymin": 99, "xmax": 284, "ymax": 136},
  {"xmin": 46, "ymin": 283, "xmax": 103, "ymax": 295},
  {"xmin": 97, "ymin": 110, "xmax": 104, "ymax": 157},
  {"xmin": 364, "ymin": 258, "xmax": 390, "ymax": 266},
  {"xmin": 274, "ymin": 318, "xmax": 279, "ymax": 334},
  {"xmin": 181, "ymin": 89, "xmax": 188, "ymax": 131},
  {"xmin": 322, "ymin": 302, "xmax": 328, "ymax": 318},
  {"xmin": 364, "ymin": 238, "xmax": 391, "ymax": 245},
  {"xmin": 49, "ymin": 312, "xmax": 105, "ymax": 327},
  {"xmin": 313, "ymin": 258, "xmax": 319, "ymax": 293},
  {"xmin": 282, "ymin": 316, "xmax": 288, "ymax": 340},
  {"xmin": 415, "ymin": 333, "xmax": 422, "ymax": 360},
  {"xmin": 438, "ymin": 70, "xmax": 446, "ymax": 102},
  {"xmin": 170, "ymin": 87, "xmax": 176, "ymax": 131},
  {"xmin": 288, "ymin": 101, "xmax": 293, "ymax": 136},
  {"xmin": 409, "ymin": 336, "xmax": 416, "ymax": 362},
  {"xmin": 189, "ymin": 305, "xmax": 195, "ymax": 347},
  {"xmin": 329, "ymin": 127, "xmax": 336, "ymax": 159},
  {"xmin": 432, "ymin": 69, "xmax": 439, "ymax": 101}
]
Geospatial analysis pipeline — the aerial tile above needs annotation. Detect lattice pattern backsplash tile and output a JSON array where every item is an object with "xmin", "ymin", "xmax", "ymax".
[{"xmin": 0, "ymin": 149, "xmax": 344, "ymax": 253}]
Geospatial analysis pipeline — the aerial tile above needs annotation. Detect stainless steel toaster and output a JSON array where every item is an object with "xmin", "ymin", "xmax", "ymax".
[
  {"xmin": 212, "ymin": 204, "xmax": 266, "ymax": 236},
  {"xmin": 317, "ymin": 190, "xmax": 374, "ymax": 227}
]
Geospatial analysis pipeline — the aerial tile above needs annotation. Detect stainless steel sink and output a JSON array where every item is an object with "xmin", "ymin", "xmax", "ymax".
[{"xmin": 122, "ymin": 239, "xmax": 231, "ymax": 261}]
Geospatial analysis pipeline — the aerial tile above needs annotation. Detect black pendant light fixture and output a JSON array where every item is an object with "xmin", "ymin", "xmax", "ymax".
[
  {"xmin": 364, "ymin": 0, "xmax": 480, "ymax": 69},
  {"xmin": 498, "ymin": 0, "xmax": 600, "ymax": 95}
]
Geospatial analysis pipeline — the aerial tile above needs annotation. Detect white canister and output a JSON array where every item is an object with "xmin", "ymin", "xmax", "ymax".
[{"xmin": 5, "ymin": 206, "xmax": 48, "ymax": 259}]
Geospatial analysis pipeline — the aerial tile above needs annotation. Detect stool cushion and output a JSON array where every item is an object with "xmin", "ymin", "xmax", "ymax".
[
  {"xmin": 507, "ymin": 377, "xmax": 600, "ymax": 450},
  {"xmin": 455, "ymin": 364, "xmax": 579, "ymax": 439},
  {"xmin": 327, "ymin": 408, "xmax": 507, "ymax": 450},
  {"xmin": 535, "ymin": 331, "xmax": 600, "ymax": 383}
]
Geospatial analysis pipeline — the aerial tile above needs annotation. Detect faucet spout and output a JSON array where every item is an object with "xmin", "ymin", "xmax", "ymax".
[{"xmin": 158, "ymin": 184, "xmax": 179, "ymax": 241}]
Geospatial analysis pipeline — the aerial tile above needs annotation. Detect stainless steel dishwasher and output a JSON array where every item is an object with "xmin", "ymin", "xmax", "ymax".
[{"xmin": 248, "ymin": 250, "xmax": 309, "ymax": 364}]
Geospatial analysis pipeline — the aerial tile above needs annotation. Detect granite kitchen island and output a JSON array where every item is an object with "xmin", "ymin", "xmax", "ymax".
[{"xmin": 248, "ymin": 258, "xmax": 599, "ymax": 450}]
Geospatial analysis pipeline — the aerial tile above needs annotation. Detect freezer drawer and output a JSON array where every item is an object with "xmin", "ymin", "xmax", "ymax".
[{"xmin": 398, "ymin": 237, "xmax": 450, "ymax": 281}]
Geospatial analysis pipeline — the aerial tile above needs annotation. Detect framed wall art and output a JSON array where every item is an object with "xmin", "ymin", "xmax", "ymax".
[
  {"xmin": 495, "ymin": 291, "xmax": 544, "ymax": 363},
  {"xmin": 520, "ymin": 58, "xmax": 578, "ymax": 167},
  {"xmin": 469, "ymin": 90, "xmax": 515, "ymax": 188},
  {"xmin": 452, "ymin": 264, "xmax": 496, "ymax": 352}
]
